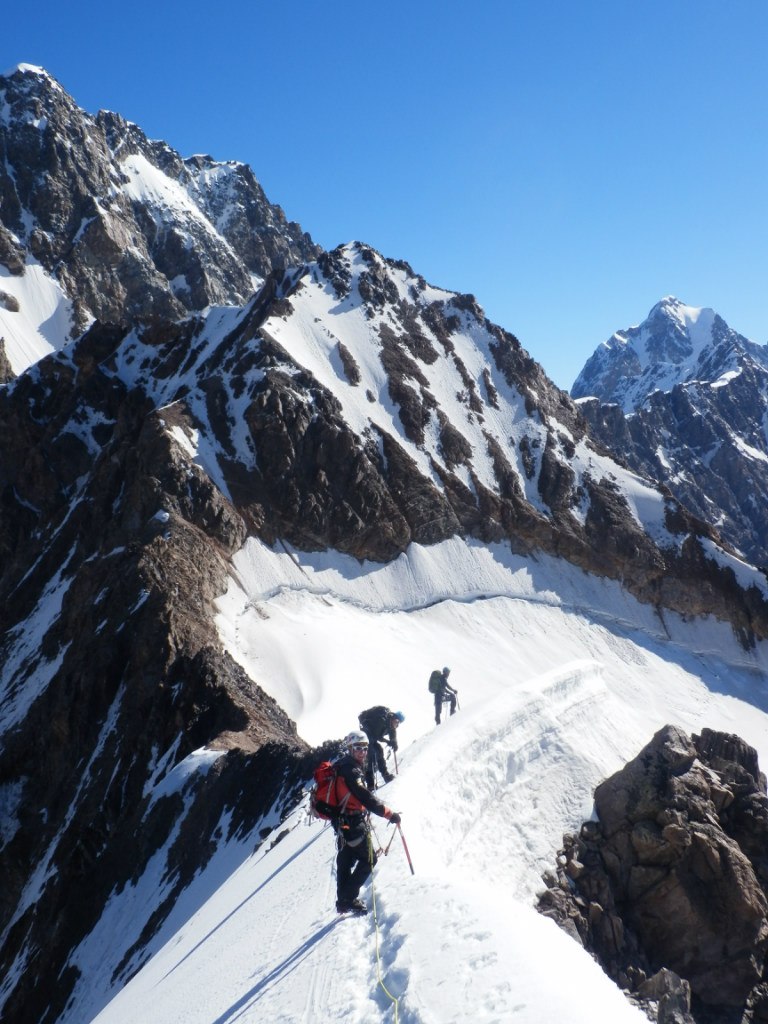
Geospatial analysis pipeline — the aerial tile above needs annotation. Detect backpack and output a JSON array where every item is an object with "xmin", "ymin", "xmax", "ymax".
[
  {"xmin": 309, "ymin": 760, "xmax": 350, "ymax": 821},
  {"xmin": 428, "ymin": 670, "xmax": 443, "ymax": 694},
  {"xmin": 358, "ymin": 705, "xmax": 388, "ymax": 734}
]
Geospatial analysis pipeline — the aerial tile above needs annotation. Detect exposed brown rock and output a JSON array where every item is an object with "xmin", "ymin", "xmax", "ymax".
[{"xmin": 537, "ymin": 726, "xmax": 768, "ymax": 1021}]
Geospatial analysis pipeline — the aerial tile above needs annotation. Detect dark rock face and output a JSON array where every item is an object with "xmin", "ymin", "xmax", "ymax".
[
  {"xmin": 538, "ymin": 726, "xmax": 768, "ymax": 1022},
  {"xmin": 0, "ymin": 339, "xmax": 12, "ymax": 383},
  {"xmin": 0, "ymin": 65, "xmax": 320, "ymax": 340},
  {"xmin": 0, "ymin": 324, "xmax": 310, "ymax": 1023}
]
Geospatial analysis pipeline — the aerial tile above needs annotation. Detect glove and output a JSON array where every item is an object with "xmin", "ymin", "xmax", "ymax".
[{"xmin": 388, "ymin": 811, "xmax": 401, "ymax": 825}]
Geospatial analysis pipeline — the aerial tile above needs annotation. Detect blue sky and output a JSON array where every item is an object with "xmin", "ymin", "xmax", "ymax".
[{"xmin": 5, "ymin": 1, "xmax": 767, "ymax": 389}]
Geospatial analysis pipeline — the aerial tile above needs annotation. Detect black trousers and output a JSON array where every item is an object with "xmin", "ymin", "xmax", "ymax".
[
  {"xmin": 336, "ymin": 829, "xmax": 378, "ymax": 903},
  {"xmin": 363, "ymin": 737, "xmax": 388, "ymax": 787},
  {"xmin": 435, "ymin": 692, "xmax": 456, "ymax": 723}
]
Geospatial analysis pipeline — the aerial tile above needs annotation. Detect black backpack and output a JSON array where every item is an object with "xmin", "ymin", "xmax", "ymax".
[
  {"xmin": 428, "ymin": 670, "xmax": 443, "ymax": 694},
  {"xmin": 358, "ymin": 705, "xmax": 389, "ymax": 733}
]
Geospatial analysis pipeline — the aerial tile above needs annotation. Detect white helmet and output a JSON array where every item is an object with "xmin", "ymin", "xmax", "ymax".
[{"xmin": 344, "ymin": 730, "xmax": 368, "ymax": 749}]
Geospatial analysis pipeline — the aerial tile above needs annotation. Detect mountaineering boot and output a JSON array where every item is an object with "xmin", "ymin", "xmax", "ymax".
[
  {"xmin": 336, "ymin": 898, "xmax": 368, "ymax": 915},
  {"xmin": 382, "ymin": 772, "xmax": 394, "ymax": 783}
]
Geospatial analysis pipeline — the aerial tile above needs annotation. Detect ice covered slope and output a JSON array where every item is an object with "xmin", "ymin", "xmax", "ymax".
[{"xmin": 76, "ymin": 538, "xmax": 768, "ymax": 1024}]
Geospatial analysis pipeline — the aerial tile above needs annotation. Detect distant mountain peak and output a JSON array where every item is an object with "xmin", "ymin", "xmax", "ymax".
[
  {"xmin": 645, "ymin": 295, "xmax": 716, "ymax": 340},
  {"xmin": 0, "ymin": 63, "xmax": 64, "ymax": 104},
  {"xmin": 572, "ymin": 297, "xmax": 748, "ymax": 412},
  {"xmin": 575, "ymin": 295, "xmax": 768, "ymax": 568}
]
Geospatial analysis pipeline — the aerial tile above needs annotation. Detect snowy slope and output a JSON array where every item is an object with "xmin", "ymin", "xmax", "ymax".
[
  {"xmin": 0, "ymin": 261, "xmax": 77, "ymax": 374},
  {"xmin": 113, "ymin": 244, "xmax": 709, "ymax": 559},
  {"xmin": 78, "ymin": 537, "xmax": 768, "ymax": 1024}
]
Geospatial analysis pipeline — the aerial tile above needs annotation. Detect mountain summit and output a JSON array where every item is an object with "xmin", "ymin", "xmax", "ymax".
[
  {"xmin": 0, "ymin": 64, "xmax": 319, "ymax": 376},
  {"xmin": 574, "ymin": 299, "xmax": 768, "ymax": 567},
  {"xmin": 571, "ymin": 296, "xmax": 768, "ymax": 413}
]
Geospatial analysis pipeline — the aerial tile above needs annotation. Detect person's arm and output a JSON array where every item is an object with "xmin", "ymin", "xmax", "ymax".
[
  {"xmin": 387, "ymin": 725, "xmax": 398, "ymax": 751},
  {"xmin": 339, "ymin": 763, "xmax": 397, "ymax": 820}
]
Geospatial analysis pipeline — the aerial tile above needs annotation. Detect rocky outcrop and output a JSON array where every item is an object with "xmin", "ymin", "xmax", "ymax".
[
  {"xmin": 537, "ymin": 726, "xmax": 768, "ymax": 1022},
  {"xmin": 0, "ymin": 338, "xmax": 13, "ymax": 383}
]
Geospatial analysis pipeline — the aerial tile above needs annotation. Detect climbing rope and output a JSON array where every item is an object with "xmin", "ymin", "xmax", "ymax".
[{"xmin": 367, "ymin": 831, "xmax": 400, "ymax": 1023}]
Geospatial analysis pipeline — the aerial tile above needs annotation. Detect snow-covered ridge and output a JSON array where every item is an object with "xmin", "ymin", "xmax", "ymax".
[
  {"xmin": 214, "ymin": 533, "xmax": 768, "ymax": 744},
  {"xmin": 87, "ymin": 526, "xmax": 768, "ymax": 1024}
]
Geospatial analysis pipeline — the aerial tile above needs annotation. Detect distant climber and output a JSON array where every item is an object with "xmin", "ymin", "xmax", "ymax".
[
  {"xmin": 428, "ymin": 666, "xmax": 457, "ymax": 724},
  {"xmin": 330, "ymin": 731, "xmax": 401, "ymax": 915},
  {"xmin": 358, "ymin": 706, "xmax": 404, "ymax": 787}
]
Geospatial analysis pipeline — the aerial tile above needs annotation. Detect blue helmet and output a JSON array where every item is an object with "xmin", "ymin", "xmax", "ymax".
[{"xmin": 392, "ymin": 711, "xmax": 405, "ymax": 723}]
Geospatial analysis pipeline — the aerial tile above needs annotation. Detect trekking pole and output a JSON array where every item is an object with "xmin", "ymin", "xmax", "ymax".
[
  {"xmin": 398, "ymin": 824, "xmax": 415, "ymax": 875},
  {"xmin": 393, "ymin": 748, "xmax": 399, "ymax": 775},
  {"xmin": 383, "ymin": 828, "xmax": 397, "ymax": 856}
]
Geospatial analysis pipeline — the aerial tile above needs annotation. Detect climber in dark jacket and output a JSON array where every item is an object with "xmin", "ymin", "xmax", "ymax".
[
  {"xmin": 432, "ymin": 667, "xmax": 457, "ymax": 725},
  {"xmin": 332, "ymin": 731, "xmax": 401, "ymax": 914},
  {"xmin": 358, "ymin": 706, "xmax": 404, "ymax": 787}
]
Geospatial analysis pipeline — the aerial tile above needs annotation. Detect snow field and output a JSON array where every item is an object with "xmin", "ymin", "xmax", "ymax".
[
  {"xmin": 0, "ymin": 261, "xmax": 76, "ymax": 374},
  {"xmin": 86, "ymin": 534, "xmax": 768, "ymax": 1023}
]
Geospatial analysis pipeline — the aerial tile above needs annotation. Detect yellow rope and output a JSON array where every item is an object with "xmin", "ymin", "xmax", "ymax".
[{"xmin": 368, "ymin": 832, "xmax": 400, "ymax": 1022}]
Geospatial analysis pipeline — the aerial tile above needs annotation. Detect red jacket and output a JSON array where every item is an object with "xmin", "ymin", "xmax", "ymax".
[{"xmin": 333, "ymin": 754, "xmax": 394, "ymax": 819}]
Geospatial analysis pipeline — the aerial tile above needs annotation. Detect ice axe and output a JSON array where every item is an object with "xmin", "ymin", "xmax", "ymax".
[
  {"xmin": 383, "ymin": 828, "xmax": 398, "ymax": 856},
  {"xmin": 398, "ymin": 824, "xmax": 415, "ymax": 875}
]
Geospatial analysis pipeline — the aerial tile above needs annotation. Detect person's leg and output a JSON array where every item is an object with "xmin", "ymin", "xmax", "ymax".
[
  {"xmin": 347, "ymin": 840, "xmax": 377, "ymax": 900},
  {"xmin": 448, "ymin": 694, "xmax": 456, "ymax": 715},
  {"xmin": 338, "ymin": 837, "xmax": 376, "ymax": 905},
  {"xmin": 363, "ymin": 734, "xmax": 375, "ymax": 788},
  {"xmin": 434, "ymin": 695, "xmax": 441, "ymax": 724},
  {"xmin": 336, "ymin": 841, "xmax": 356, "ymax": 904},
  {"xmin": 375, "ymin": 741, "xmax": 392, "ymax": 782}
]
